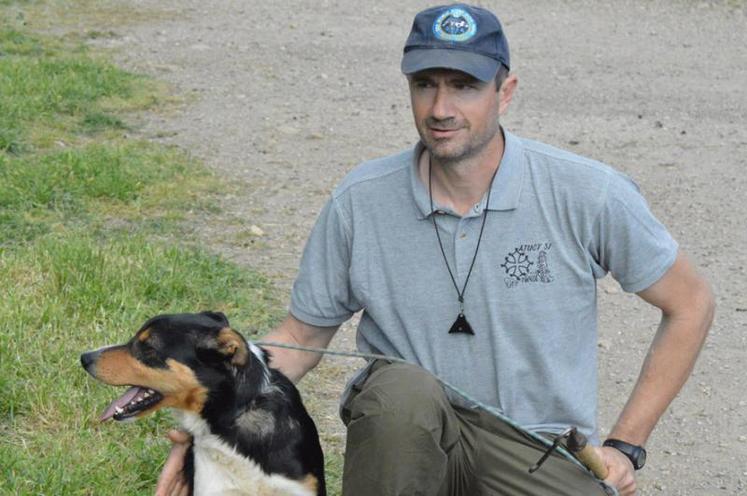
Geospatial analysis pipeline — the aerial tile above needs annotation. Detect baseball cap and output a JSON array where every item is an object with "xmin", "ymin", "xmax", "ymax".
[{"xmin": 401, "ymin": 3, "xmax": 510, "ymax": 82}]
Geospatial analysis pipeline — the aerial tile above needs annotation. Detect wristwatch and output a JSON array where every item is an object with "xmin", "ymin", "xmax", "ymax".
[{"xmin": 602, "ymin": 439, "xmax": 647, "ymax": 470}]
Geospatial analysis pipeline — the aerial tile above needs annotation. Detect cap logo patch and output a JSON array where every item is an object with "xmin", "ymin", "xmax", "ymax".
[{"xmin": 433, "ymin": 8, "xmax": 477, "ymax": 42}]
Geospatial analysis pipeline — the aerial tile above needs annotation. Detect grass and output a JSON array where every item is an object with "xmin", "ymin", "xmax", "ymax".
[
  {"xmin": 0, "ymin": 232, "xmax": 281, "ymax": 494},
  {"xmin": 0, "ymin": 4, "xmax": 299, "ymax": 494},
  {"xmin": 0, "ymin": 27, "xmax": 157, "ymax": 154}
]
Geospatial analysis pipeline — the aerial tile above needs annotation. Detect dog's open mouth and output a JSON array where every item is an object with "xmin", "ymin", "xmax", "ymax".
[{"xmin": 100, "ymin": 386, "xmax": 164, "ymax": 422}]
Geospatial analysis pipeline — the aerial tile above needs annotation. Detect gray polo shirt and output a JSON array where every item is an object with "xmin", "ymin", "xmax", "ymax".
[{"xmin": 290, "ymin": 129, "xmax": 678, "ymax": 442}]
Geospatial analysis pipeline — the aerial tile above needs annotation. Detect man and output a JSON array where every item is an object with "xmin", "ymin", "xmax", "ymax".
[{"xmin": 157, "ymin": 4, "xmax": 714, "ymax": 495}]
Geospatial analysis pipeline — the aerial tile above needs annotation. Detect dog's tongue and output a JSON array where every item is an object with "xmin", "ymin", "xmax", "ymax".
[{"xmin": 99, "ymin": 386, "xmax": 142, "ymax": 422}]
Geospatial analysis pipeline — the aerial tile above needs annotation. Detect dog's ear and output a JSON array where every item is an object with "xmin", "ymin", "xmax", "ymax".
[
  {"xmin": 201, "ymin": 311, "xmax": 229, "ymax": 327},
  {"xmin": 215, "ymin": 327, "xmax": 248, "ymax": 367}
]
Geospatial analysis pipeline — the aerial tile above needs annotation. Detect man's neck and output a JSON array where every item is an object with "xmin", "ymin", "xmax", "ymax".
[{"xmin": 419, "ymin": 132, "xmax": 506, "ymax": 217}]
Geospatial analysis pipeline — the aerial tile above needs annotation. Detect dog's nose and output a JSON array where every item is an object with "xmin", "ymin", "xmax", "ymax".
[{"xmin": 80, "ymin": 351, "xmax": 97, "ymax": 371}]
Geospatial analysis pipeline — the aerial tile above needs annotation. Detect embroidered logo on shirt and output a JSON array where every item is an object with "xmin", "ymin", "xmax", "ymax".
[{"xmin": 501, "ymin": 243, "xmax": 554, "ymax": 288}]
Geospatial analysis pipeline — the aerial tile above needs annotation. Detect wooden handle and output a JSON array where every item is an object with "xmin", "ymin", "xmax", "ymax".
[
  {"xmin": 575, "ymin": 444, "xmax": 609, "ymax": 480},
  {"xmin": 566, "ymin": 428, "xmax": 609, "ymax": 480}
]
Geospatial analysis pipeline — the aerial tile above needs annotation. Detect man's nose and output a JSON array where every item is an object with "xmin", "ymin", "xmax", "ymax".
[{"xmin": 431, "ymin": 85, "xmax": 454, "ymax": 120}]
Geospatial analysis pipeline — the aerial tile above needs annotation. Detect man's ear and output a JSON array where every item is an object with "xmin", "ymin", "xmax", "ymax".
[
  {"xmin": 498, "ymin": 73, "xmax": 518, "ymax": 115},
  {"xmin": 215, "ymin": 327, "xmax": 248, "ymax": 367}
]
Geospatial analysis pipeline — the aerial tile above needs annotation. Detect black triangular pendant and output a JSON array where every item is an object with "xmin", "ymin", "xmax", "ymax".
[{"xmin": 448, "ymin": 313, "xmax": 475, "ymax": 335}]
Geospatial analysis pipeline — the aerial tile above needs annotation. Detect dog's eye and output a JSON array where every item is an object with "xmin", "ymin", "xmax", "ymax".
[{"xmin": 132, "ymin": 340, "xmax": 168, "ymax": 368}]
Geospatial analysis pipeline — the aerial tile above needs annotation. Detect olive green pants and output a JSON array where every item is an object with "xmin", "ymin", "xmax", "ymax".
[{"xmin": 340, "ymin": 360, "xmax": 613, "ymax": 496}]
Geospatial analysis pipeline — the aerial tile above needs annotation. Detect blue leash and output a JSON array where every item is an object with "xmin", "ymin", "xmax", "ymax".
[{"xmin": 255, "ymin": 340, "xmax": 618, "ymax": 495}]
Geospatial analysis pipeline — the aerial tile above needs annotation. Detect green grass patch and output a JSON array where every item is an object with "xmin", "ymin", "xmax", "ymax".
[
  {"xmin": 80, "ymin": 111, "xmax": 129, "ymax": 133},
  {"xmin": 0, "ymin": 231, "xmax": 282, "ymax": 494},
  {"xmin": 1, "ymin": 144, "xmax": 183, "ymax": 211},
  {"xmin": 0, "ymin": 27, "xmax": 50, "ymax": 57},
  {"xmin": 2, "ymin": 425, "xmax": 170, "ymax": 495},
  {"xmin": 324, "ymin": 448, "xmax": 344, "ymax": 495},
  {"xmin": 0, "ymin": 2, "xmax": 285, "ymax": 494},
  {"xmin": 0, "ymin": 231, "xmax": 281, "ymax": 420},
  {"xmin": 0, "ymin": 25, "xmax": 158, "ymax": 154},
  {"xmin": 2, "ymin": 0, "xmax": 180, "ymax": 34},
  {"xmin": 0, "ymin": 142, "xmax": 222, "ymax": 247}
]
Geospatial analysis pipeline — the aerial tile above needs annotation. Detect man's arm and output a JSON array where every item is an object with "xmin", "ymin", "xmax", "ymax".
[
  {"xmin": 261, "ymin": 313, "xmax": 340, "ymax": 382},
  {"xmin": 611, "ymin": 251, "xmax": 714, "ymax": 443},
  {"xmin": 154, "ymin": 313, "xmax": 339, "ymax": 496},
  {"xmin": 598, "ymin": 251, "xmax": 715, "ymax": 494}
]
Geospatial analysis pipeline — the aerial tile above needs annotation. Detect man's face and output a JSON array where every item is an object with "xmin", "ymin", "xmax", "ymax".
[{"xmin": 408, "ymin": 68, "xmax": 502, "ymax": 164}]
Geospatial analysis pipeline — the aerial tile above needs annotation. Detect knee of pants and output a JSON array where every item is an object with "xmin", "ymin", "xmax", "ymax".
[{"xmin": 346, "ymin": 362, "xmax": 451, "ymax": 431}]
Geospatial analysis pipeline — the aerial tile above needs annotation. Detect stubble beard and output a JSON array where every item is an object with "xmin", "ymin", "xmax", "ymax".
[{"xmin": 421, "ymin": 116, "xmax": 501, "ymax": 168}]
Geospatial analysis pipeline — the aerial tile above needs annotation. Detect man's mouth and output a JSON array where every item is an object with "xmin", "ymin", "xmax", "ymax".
[
  {"xmin": 99, "ymin": 386, "xmax": 164, "ymax": 422},
  {"xmin": 429, "ymin": 127, "xmax": 460, "ymax": 138}
]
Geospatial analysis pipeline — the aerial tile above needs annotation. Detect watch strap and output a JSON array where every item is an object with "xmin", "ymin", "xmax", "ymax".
[{"xmin": 602, "ymin": 438, "xmax": 646, "ymax": 470}]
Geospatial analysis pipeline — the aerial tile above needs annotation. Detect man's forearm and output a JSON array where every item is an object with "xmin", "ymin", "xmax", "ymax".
[
  {"xmin": 609, "ymin": 279, "xmax": 715, "ymax": 445},
  {"xmin": 261, "ymin": 313, "xmax": 340, "ymax": 383}
]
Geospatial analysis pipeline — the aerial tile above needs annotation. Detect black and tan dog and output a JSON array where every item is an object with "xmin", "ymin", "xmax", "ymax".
[{"xmin": 81, "ymin": 311, "xmax": 325, "ymax": 496}]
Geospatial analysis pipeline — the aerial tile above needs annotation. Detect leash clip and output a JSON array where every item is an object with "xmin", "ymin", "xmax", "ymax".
[{"xmin": 528, "ymin": 427, "xmax": 574, "ymax": 474}]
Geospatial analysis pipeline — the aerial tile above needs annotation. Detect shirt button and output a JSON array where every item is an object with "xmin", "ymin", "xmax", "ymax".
[
  {"xmin": 459, "ymin": 232, "xmax": 467, "ymax": 239},
  {"xmin": 473, "ymin": 204, "xmax": 480, "ymax": 212}
]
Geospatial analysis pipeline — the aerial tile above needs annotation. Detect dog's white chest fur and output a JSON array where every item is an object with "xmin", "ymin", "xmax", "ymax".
[{"xmin": 176, "ymin": 412, "xmax": 314, "ymax": 496}]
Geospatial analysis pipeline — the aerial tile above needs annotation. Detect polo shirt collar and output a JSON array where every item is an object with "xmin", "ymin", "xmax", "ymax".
[{"xmin": 410, "ymin": 128, "xmax": 526, "ymax": 220}]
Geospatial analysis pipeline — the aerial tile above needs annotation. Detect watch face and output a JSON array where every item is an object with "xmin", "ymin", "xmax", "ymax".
[{"xmin": 636, "ymin": 448, "xmax": 646, "ymax": 469}]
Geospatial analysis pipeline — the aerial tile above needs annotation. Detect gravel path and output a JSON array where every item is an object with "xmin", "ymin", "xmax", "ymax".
[{"xmin": 104, "ymin": 1, "xmax": 746, "ymax": 493}]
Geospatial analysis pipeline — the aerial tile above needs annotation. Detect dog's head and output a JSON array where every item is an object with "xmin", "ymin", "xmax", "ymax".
[{"xmin": 81, "ymin": 311, "xmax": 265, "ymax": 422}]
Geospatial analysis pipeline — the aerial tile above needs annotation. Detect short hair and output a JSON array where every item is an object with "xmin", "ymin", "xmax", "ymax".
[{"xmin": 495, "ymin": 65, "xmax": 509, "ymax": 91}]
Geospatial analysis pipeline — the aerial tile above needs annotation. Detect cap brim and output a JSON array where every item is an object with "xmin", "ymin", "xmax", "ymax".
[{"xmin": 401, "ymin": 48, "xmax": 500, "ymax": 82}]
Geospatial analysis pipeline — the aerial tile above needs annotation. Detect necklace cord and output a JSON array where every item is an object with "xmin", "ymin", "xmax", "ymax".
[{"xmin": 428, "ymin": 155, "xmax": 500, "ymax": 307}]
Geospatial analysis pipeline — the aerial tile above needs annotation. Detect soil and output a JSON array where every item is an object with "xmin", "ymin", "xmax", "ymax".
[{"xmin": 97, "ymin": 1, "xmax": 746, "ymax": 494}]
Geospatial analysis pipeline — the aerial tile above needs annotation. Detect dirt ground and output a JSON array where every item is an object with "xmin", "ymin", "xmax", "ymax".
[{"xmin": 97, "ymin": 1, "xmax": 745, "ymax": 493}]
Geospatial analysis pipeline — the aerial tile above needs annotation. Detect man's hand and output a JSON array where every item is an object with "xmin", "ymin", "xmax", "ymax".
[
  {"xmin": 155, "ymin": 430, "xmax": 191, "ymax": 496},
  {"xmin": 597, "ymin": 446, "xmax": 637, "ymax": 496}
]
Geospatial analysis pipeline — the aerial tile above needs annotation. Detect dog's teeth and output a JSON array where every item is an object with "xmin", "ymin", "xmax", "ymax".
[
  {"xmin": 143, "ymin": 391, "xmax": 151, "ymax": 398},
  {"xmin": 115, "ymin": 407, "xmax": 124, "ymax": 413}
]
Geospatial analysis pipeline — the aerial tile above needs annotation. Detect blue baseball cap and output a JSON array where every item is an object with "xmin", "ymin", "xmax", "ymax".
[{"xmin": 401, "ymin": 3, "xmax": 510, "ymax": 82}]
